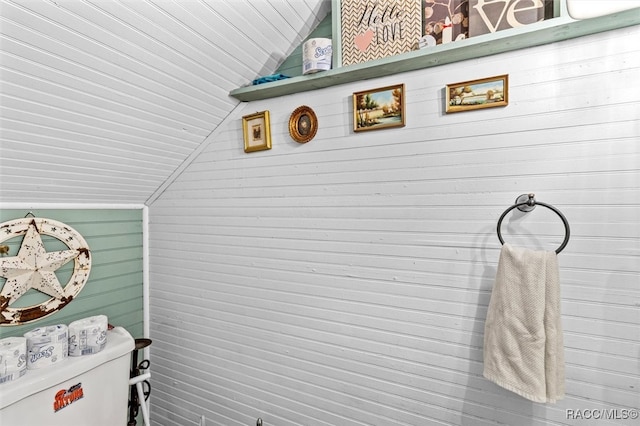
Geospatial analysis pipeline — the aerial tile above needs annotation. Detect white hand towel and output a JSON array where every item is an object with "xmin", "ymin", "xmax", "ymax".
[{"xmin": 483, "ymin": 243, "xmax": 565, "ymax": 403}]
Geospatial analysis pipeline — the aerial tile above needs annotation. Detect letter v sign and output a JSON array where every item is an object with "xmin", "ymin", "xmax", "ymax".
[
  {"xmin": 472, "ymin": 0, "xmax": 511, "ymax": 33},
  {"xmin": 472, "ymin": 0, "xmax": 544, "ymax": 33}
]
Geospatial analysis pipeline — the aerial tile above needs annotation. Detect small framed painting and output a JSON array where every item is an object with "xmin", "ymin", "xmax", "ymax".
[
  {"xmin": 289, "ymin": 106, "xmax": 318, "ymax": 143},
  {"xmin": 353, "ymin": 83, "xmax": 406, "ymax": 132},
  {"xmin": 242, "ymin": 111, "xmax": 272, "ymax": 152},
  {"xmin": 446, "ymin": 75, "xmax": 509, "ymax": 113}
]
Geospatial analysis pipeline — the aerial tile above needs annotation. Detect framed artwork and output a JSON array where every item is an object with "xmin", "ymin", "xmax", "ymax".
[
  {"xmin": 289, "ymin": 106, "xmax": 318, "ymax": 143},
  {"xmin": 422, "ymin": 0, "xmax": 469, "ymax": 45},
  {"xmin": 242, "ymin": 111, "xmax": 272, "ymax": 153},
  {"xmin": 341, "ymin": 0, "xmax": 422, "ymax": 66},
  {"xmin": 446, "ymin": 75, "xmax": 508, "ymax": 113},
  {"xmin": 353, "ymin": 83, "xmax": 405, "ymax": 132},
  {"xmin": 469, "ymin": 0, "xmax": 554, "ymax": 37}
]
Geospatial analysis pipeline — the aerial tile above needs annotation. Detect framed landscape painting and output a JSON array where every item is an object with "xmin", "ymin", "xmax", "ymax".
[
  {"xmin": 446, "ymin": 75, "xmax": 508, "ymax": 113},
  {"xmin": 353, "ymin": 84, "xmax": 406, "ymax": 132}
]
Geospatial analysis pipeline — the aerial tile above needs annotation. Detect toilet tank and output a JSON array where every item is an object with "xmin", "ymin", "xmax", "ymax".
[{"xmin": 0, "ymin": 326, "xmax": 135, "ymax": 426}]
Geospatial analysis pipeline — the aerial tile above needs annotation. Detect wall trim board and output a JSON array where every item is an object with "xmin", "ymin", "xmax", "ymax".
[{"xmin": 1, "ymin": 203, "xmax": 146, "ymax": 209}]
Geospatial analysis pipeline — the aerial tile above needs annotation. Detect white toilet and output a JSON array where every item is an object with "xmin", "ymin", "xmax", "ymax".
[{"xmin": 0, "ymin": 326, "xmax": 135, "ymax": 426}]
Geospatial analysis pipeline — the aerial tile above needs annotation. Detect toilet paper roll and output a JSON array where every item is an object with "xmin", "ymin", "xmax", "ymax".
[
  {"xmin": 68, "ymin": 315, "xmax": 108, "ymax": 356},
  {"xmin": 24, "ymin": 324, "xmax": 68, "ymax": 370},
  {"xmin": 0, "ymin": 337, "xmax": 27, "ymax": 384},
  {"xmin": 302, "ymin": 38, "xmax": 332, "ymax": 75}
]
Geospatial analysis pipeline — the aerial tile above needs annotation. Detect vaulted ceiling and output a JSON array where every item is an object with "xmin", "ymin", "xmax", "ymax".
[{"xmin": 0, "ymin": 0, "xmax": 331, "ymax": 205}]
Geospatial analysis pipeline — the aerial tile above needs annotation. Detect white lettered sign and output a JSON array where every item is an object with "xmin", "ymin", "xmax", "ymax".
[{"xmin": 469, "ymin": 0, "xmax": 553, "ymax": 36}]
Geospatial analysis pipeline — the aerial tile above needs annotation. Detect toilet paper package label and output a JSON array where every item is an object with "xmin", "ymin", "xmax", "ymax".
[
  {"xmin": 68, "ymin": 314, "xmax": 108, "ymax": 356},
  {"xmin": 24, "ymin": 324, "xmax": 68, "ymax": 369},
  {"xmin": 0, "ymin": 337, "xmax": 27, "ymax": 384},
  {"xmin": 302, "ymin": 38, "xmax": 332, "ymax": 75}
]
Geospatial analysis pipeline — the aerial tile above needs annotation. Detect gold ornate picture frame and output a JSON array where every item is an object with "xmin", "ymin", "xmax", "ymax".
[
  {"xmin": 446, "ymin": 75, "xmax": 509, "ymax": 113},
  {"xmin": 242, "ymin": 111, "xmax": 272, "ymax": 153},
  {"xmin": 289, "ymin": 106, "xmax": 318, "ymax": 143},
  {"xmin": 353, "ymin": 83, "xmax": 406, "ymax": 132}
]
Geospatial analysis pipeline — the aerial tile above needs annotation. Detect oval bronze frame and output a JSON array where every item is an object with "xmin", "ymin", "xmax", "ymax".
[{"xmin": 288, "ymin": 105, "xmax": 318, "ymax": 143}]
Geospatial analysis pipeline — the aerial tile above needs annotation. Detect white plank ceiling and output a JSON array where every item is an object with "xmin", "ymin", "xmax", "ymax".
[{"xmin": 0, "ymin": 0, "xmax": 331, "ymax": 204}]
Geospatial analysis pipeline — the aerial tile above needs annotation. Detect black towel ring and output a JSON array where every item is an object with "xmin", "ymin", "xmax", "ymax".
[{"xmin": 497, "ymin": 193, "xmax": 570, "ymax": 254}]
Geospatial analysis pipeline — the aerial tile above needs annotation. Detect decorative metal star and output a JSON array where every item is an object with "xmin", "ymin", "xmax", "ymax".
[
  {"xmin": 0, "ymin": 222, "xmax": 77, "ymax": 303},
  {"xmin": 0, "ymin": 218, "xmax": 91, "ymax": 325}
]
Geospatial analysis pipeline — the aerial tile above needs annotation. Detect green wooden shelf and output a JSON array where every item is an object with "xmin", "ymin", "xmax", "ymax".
[{"xmin": 229, "ymin": 8, "xmax": 640, "ymax": 102}]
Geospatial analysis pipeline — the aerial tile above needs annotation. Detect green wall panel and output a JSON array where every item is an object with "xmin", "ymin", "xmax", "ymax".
[
  {"xmin": 275, "ymin": 13, "xmax": 333, "ymax": 78},
  {"xmin": 0, "ymin": 209, "xmax": 144, "ymax": 340}
]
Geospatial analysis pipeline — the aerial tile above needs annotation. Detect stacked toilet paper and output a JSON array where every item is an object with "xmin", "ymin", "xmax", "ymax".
[
  {"xmin": 0, "ymin": 337, "xmax": 27, "ymax": 384},
  {"xmin": 24, "ymin": 324, "xmax": 69, "ymax": 370},
  {"xmin": 0, "ymin": 314, "xmax": 110, "ymax": 383},
  {"xmin": 68, "ymin": 315, "xmax": 108, "ymax": 356}
]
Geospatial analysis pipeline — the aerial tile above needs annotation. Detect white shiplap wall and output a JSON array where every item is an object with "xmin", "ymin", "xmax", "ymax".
[{"xmin": 148, "ymin": 26, "xmax": 640, "ymax": 426}]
